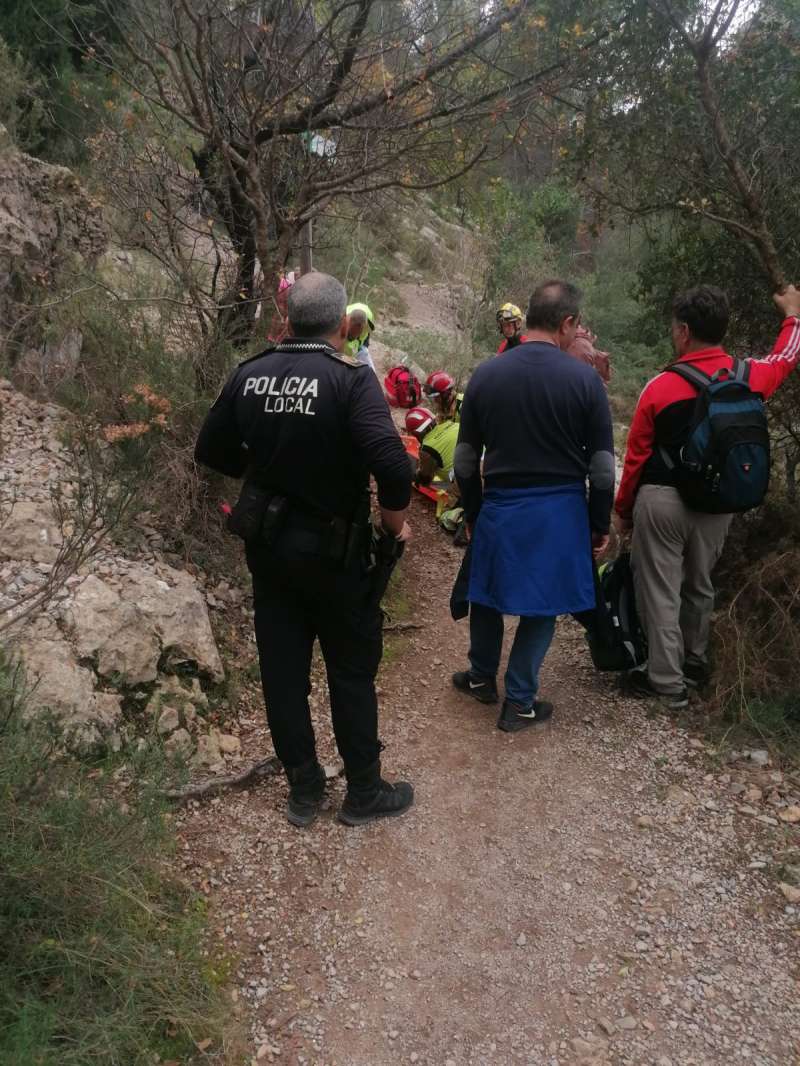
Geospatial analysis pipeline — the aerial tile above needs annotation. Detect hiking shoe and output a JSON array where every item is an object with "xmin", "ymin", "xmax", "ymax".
[
  {"xmin": 339, "ymin": 778, "xmax": 414, "ymax": 827},
  {"xmin": 452, "ymin": 670, "xmax": 499, "ymax": 704},
  {"xmin": 497, "ymin": 698, "xmax": 554, "ymax": 732},
  {"xmin": 683, "ymin": 659, "xmax": 710, "ymax": 690},
  {"xmin": 622, "ymin": 668, "xmax": 689, "ymax": 710},
  {"xmin": 285, "ymin": 759, "xmax": 326, "ymax": 828}
]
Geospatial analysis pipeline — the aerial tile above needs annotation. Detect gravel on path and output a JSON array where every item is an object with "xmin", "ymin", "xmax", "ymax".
[{"xmin": 176, "ymin": 502, "xmax": 800, "ymax": 1066}]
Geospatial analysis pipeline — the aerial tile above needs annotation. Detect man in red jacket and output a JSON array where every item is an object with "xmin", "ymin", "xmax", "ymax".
[{"xmin": 614, "ymin": 284, "xmax": 800, "ymax": 708}]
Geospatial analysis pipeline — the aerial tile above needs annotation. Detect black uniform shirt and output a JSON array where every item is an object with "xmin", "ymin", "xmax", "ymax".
[{"xmin": 195, "ymin": 338, "xmax": 411, "ymax": 520}]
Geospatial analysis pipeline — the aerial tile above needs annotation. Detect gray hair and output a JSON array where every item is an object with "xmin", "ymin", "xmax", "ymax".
[
  {"xmin": 287, "ymin": 272, "xmax": 347, "ymax": 337},
  {"xmin": 526, "ymin": 279, "xmax": 582, "ymax": 331}
]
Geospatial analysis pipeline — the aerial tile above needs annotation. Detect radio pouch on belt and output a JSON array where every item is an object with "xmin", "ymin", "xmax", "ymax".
[
  {"xmin": 261, "ymin": 494, "xmax": 289, "ymax": 547},
  {"xmin": 227, "ymin": 485, "xmax": 288, "ymax": 547},
  {"xmin": 227, "ymin": 483, "xmax": 268, "ymax": 543}
]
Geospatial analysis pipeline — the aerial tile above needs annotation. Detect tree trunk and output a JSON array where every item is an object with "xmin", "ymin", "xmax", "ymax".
[
  {"xmin": 193, "ymin": 143, "xmax": 261, "ymax": 356},
  {"xmin": 694, "ymin": 51, "xmax": 785, "ymax": 291}
]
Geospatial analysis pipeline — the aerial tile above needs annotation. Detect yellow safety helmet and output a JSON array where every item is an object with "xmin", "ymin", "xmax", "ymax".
[{"xmin": 496, "ymin": 302, "xmax": 523, "ymax": 324}]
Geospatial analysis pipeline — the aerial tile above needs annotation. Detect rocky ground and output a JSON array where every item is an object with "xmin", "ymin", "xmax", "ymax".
[
  {"xmin": 0, "ymin": 378, "xmax": 237, "ymax": 758},
  {"xmin": 175, "ymin": 505, "xmax": 800, "ymax": 1066}
]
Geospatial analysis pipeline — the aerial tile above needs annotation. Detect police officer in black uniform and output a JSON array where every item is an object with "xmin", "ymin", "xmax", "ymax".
[{"xmin": 195, "ymin": 272, "xmax": 414, "ymax": 827}]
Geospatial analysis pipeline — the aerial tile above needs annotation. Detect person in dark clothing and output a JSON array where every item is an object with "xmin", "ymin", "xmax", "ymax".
[
  {"xmin": 195, "ymin": 273, "xmax": 414, "ymax": 827},
  {"xmin": 453, "ymin": 279, "xmax": 615, "ymax": 733}
]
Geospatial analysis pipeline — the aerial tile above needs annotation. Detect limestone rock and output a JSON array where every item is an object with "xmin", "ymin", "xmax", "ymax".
[
  {"xmin": 157, "ymin": 706, "xmax": 181, "ymax": 736},
  {"xmin": 665, "ymin": 785, "xmax": 695, "ymax": 808},
  {"xmin": 195, "ymin": 729, "xmax": 224, "ymax": 769},
  {"xmin": 120, "ymin": 564, "xmax": 224, "ymax": 681},
  {"xmin": 0, "ymin": 137, "xmax": 107, "ymax": 339},
  {"xmin": 20, "ymin": 630, "xmax": 96, "ymax": 717},
  {"xmin": 164, "ymin": 728, "xmax": 193, "ymax": 759},
  {"xmin": 0, "ymin": 500, "xmax": 62, "ymax": 563},
  {"xmin": 18, "ymin": 328, "xmax": 83, "ymax": 384},
  {"xmin": 17, "ymin": 630, "xmax": 123, "ymax": 752},
  {"xmin": 147, "ymin": 674, "xmax": 207, "ymax": 731},
  {"xmin": 65, "ymin": 574, "xmax": 160, "ymax": 685},
  {"xmin": 779, "ymin": 882, "xmax": 800, "ymax": 904},
  {"xmin": 218, "ymin": 732, "xmax": 241, "ymax": 755}
]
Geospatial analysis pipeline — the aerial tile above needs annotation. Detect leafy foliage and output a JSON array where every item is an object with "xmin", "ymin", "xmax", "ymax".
[
  {"xmin": 0, "ymin": 0, "xmax": 125, "ymax": 162},
  {"xmin": 0, "ymin": 38, "xmax": 46, "ymax": 149}
]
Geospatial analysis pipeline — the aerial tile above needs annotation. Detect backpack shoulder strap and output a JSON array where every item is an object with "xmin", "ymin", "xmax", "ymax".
[
  {"xmin": 732, "ymin": 358, "xmax": 751, "ymax": 384},
  {"xmin": 666, "ymin": 362, "xmax": 713, "ymax": 390},
  {"xmin": 658, "ymin": 365, "xmax": 711, "ymax": 472}
]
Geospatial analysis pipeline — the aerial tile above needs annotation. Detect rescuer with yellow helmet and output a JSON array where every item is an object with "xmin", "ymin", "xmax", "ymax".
[{"xmin": 496, "ymin": 302, "xmax": 525, "ymax": 354}]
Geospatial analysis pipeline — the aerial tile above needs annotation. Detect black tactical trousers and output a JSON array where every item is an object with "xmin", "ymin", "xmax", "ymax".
[{"xmin": 251, "ymin": 541, "xmax": 383, "ymax": 773}]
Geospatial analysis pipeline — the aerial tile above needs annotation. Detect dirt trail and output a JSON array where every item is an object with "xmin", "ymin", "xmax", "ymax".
[{"xmin": 177, "ymin": 304, "xmax": 800, "ymax": 1066}]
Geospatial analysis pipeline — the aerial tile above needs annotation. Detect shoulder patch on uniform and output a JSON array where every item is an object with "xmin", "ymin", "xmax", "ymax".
[
  {"xmin": 322, "ymin": 349, "xmax": 364, "ymax": 368},
  {"xmin": 237, "ymin": 345, "xmax": 277, "ymax": 368}
]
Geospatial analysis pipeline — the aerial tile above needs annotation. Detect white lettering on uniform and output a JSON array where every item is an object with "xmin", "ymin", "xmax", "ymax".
[{"xmin": 253, "ymin": 376, "xmax": 318, "ymax": 415}]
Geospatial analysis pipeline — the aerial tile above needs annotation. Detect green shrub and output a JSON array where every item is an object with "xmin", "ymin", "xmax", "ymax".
[
  {"xmin": 0, "ymin": 38, "xmax": 45, "ymax": 149},
  {"xmin": 0, "ymin": 647, "xmax": 237, "ymax": 1064}
]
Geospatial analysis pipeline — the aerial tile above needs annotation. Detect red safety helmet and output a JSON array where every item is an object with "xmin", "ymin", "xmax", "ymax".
[
  {"xmin": 405, "ymin": 406, "xmax": 436, "ymax": 437},
  {"xmin": 384, "ymin": 365, "xmax": 422, "ymax": 408},
  {"xmin": 424, "ymin": 370, "xmax": 455, "ymax": 398}
]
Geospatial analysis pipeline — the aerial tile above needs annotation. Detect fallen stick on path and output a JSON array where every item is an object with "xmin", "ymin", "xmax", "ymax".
[
  {"xmin": 383, "ymin": 621, "xmax": 425, "ymax": 632},
  {"xmin": 161, "ymin": 756, "xmax": 281, "ymax": 804}
]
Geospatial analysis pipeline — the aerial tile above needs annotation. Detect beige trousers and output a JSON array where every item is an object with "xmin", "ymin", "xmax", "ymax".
[{"xmin": 631, "ymin": 485, "xmax": 732, "ymax": 695}]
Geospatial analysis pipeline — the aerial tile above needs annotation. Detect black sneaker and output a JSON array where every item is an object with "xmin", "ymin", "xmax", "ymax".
[
  {"xmin": 683, "ymin": 659, "xmax": 710, "ymax": 690},
  {"xmin": 452, "ymin": 670, "xmax": 499, "ymax": 704},
  {"xmin": 338, "ymin": 778, "xmax": 414, "ymax": 827},
  {"xmin": 497, "ymin": 698, "xmax": 554, "ymax": 732},
  {"xmin": 622, "ymin": 668, "xmax": 689, "ymax": 710}
]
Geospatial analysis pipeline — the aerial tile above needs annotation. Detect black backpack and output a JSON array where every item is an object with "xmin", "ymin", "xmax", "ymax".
[
  {"xmin": 660, "ymin": 360, "xmax": 770, "ymax": 514},
  {"xmin": 574, "ymin": 553, "xmax": 647, "ymax": 672}
]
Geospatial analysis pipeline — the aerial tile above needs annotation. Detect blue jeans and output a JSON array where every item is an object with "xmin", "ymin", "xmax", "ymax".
[{"xmin": 468, "ymin": 602, "xmax": 556, "ymax": 707}]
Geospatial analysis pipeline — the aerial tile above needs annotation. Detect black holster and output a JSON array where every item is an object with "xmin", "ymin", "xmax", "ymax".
[{"xmin": 367, "ymin": 526, "xmax": 405, "ymax": 609}]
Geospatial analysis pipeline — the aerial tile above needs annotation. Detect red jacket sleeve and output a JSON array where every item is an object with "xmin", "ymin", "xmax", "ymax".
[
  {"xmin": 614, "ymin": 378, "xmax": 659, "ymax": 520},
  {"xmin": 747, "ymin": 316, "xmax": 800, "ymax": 398}
]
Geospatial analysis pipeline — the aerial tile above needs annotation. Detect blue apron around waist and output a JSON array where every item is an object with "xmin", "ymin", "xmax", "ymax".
[{"xmin": 468, "ymin": 483, "xmax": 594, "ymax": 616}]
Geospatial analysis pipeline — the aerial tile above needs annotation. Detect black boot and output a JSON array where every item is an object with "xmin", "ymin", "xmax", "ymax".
[
  {"xmin": 285, "ymin": 758, "xmax": 326, "ymax": 827},
  {"xmin": 338, "ymin": 760, "xmax": 414, "ymax": 827}
]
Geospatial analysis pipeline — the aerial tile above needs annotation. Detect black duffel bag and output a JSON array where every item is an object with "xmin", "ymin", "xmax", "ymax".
[{"xmin": 573, "ymin": 552, "xmax": 647, "ymax": 672}]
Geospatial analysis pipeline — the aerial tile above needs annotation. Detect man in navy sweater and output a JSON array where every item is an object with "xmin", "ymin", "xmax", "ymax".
[{"xmin": 453, "ymin": 279, "xmax": 615, "ymax": 732}]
